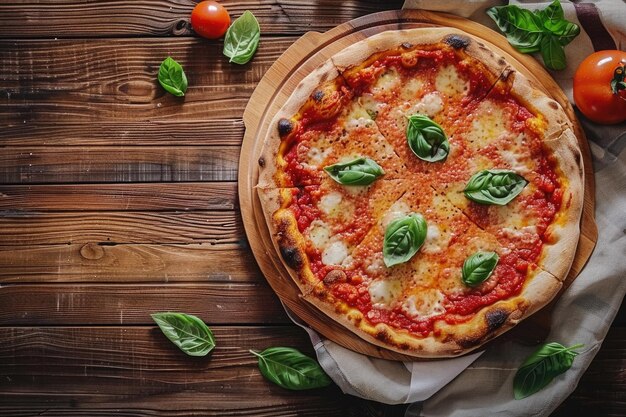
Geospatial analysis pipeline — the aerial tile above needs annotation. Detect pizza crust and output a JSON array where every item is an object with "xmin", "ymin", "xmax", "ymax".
[
  {"xmin": 538, "ymin": 128, "xmax": 585, "ymax": 280},
  {"xmin": 331, "ymin": 27, "xmax": 508, "ymax": 92},
  {"xmin": 257, "ymin": 59, "xmax": 341, "ymax": 189}
]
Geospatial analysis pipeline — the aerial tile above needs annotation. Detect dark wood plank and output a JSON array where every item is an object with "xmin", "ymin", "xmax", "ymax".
[
  {"xmin": 0, "ymin": 0, "xmax": 402, "ymax": 38},
  {"xmin": 0, "ymin": 283, "xmax": 289, "ymax": 325},
  {"xmin": 0, "ymin": 243, "xmax": 260, "ymax": 283},
  {"xmin": 1, "ymin": 119, "xmax": 245, "ymax": 146},
  {"xmin": 0, "ymin": 325, "xmax": 349, "ymax": 416},
  {"xmin": 1, "ymin": 37, "xmax": 295, "ymax": 125},
  {"xmin": 0, "ymin": 147, "xmax": 239, "ymax": 184},
  {"xmin": 0, "ymin": 211, "xmax": 243, "ymax": 245},
  {"xmin": 0, "ymin": 182, "xmax": 237, "ymax": 211}
]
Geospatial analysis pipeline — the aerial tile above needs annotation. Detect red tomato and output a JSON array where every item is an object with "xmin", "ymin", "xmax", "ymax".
[
  {"xmin": 190, "ymin": 1, "xmax": 230, "ymax": 39},
  {"xmin": 573, "ymin": 50, "xmax": 626, "ymax": 124}
]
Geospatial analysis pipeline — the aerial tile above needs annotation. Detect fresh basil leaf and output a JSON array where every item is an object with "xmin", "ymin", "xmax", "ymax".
[
  {"xmin": 157, "ymin": 57, "xmax": 187, "ymax": 97},
  {"xmin": 151, "ymin": 312, "xmax": 215, "ymax": 356},
  {"xmin": 464, "ymin": 169, "xmax": 528, "ymax": 206},
  {"xmin": 540, "ymin": 35, "xmax": 567, "ymax": 71},
  {"xmin": 323, "ymin": 157, "xmax": 384, "ymax": 186},
  {"xmin": 462, "ymin": 251, "xmax": 499, "ymax": 287},
  {"xmin": 383, "ymin": 213, "xmax": 427, "ymax": 267},
  {"xmin": 487, "ymin": 5, "xmax": 544, "ymax": 53},
  {"xmin": 223, "ymin": 10, "xmax": 260, "ymax": 65},
  {"xmin": 406, "ymin": 114, "xmax": 449, "ymax": 162},
  {"xmin": 250, "ymin": 347, "xmax": 332, "ymax": 390},
  {"xmin": 514, "ymin": 342, "xmax": 584, "ymax": 399},
  {"xmin": 536, "ymin": 0, "xmax": 564, "ymax": 23}
]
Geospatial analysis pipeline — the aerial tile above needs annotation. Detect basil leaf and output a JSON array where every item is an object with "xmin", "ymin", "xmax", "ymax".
[
  {"xmin": 151, "ymin": 312, "xmax": 215, "ymax": 356},
  {"xmin": 536, "ymin": 0, "xmax": 580, "ymax": 45},
  {"xmin": 323, "ymin": 157, "xmax": 384, "ymax": 186},
  {"xmin": 223, "ymin": 10, "xmax": 260, "ymax": 65},
  {"xmin": 462, "ymin": 251, "xmax": 499, "ymax": 287},
  {"xmin": 536, "ymin": 0, "xmax": 564, "ymax": 24},
  {"xmin": 540, "ymin": 35, "xmax": 567, "ymax": 71},
  {"xmin": 514, "ymin": 342, "xmax": 584, "ymax": 399},
  {"xmin": 464, "ymin": 169, "xmax": 528, "ymax": 206},
  {"xmin": 487, "ymin": 5, "xmax": 544, "ymax": 53},
  {"xmin": 250, "ymin": 347, "xmax": 332, "ymax": 390},
  {"xmin": 383, "ymin": 213, "xmax": 427, "ymax": 267},
  {"xmin": 406, "ymin": 114, "xmax": 449, "ymax": 162},
  {"xmin": 157, "ymin": 57, "xmax": 187, "ymax": 97}
]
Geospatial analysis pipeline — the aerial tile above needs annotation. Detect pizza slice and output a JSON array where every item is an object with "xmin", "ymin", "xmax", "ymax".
[
  {"xmin": 257, "ymin": 178, "xmax": 408, "ymax": 295},
  {"xmin": 257, "ymin": 60, "xmax": 406, "ymax": 188},
  {"xmin": 331, "ymin": 27, "xmax": 508, "ymax": 176},
  {"xmin": 303, "ymin": 175, "xmax": 562, "ymax": 356},
  {"xmin": 424, "ymin": 68, "xmax": 583, "ymax": 279}
]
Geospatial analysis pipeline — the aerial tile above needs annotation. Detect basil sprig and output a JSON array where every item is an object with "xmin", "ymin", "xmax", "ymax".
[
  {"xmin": 464, "ymin": 169, "xmax": 528, "ymax": 206},
  {"xmin": 223, "ymin": 11, "xmax": 261, "ymax": 65},
  {"xmin": 462, "ymin": 251, "xmax": 499, "ymax": 287},
  {"xmin": 487, "ymin": 0, "xmax": 580, "ymax": 70},
  {"xmin": 323, "ymin": 157, "xmax": 385, "ymax": 186},
  {"xmin": 151, "ymin": 312, "xmax": 215, "ymax": 356},
  {"xmin": 157, "ymin": 57, "xmax": 188, "ymax": 97},
  {"xmin": 383, "ymin": 213, "xmax": 427, "ymax": 267},
  {"xmin": 514, "ymin": 342, "xmax": 584, "ymax": 399},
  {"xmin": 250, "ymin": 347, "xmax": 332, "ymax": 390},
  {"xmin": 406, "ymin": 114, "xmax": 449, "ymax": 162}
]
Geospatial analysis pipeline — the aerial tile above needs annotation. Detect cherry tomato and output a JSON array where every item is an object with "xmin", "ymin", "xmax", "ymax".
[
  {"xmin": 190, "ymin": 1, "xmax": 230, "ymax": 40},
  {"xmin": 573, "ymin": 50, "xmax": 626, "ymax": 124}
]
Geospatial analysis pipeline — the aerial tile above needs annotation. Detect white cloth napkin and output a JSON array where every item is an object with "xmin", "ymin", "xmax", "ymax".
[{"xmin": 287, "ymin": 0, "xmax": 626, "ymax": 412}]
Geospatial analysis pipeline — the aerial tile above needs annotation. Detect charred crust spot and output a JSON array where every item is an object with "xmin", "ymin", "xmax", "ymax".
[
  {"xmin": 444, "ymin": 34, "xmax": 470, "ymax": 49},
  {"xmin": 258, "ymin": 156, "xmax": 265, "ymax": 167},
  {"xmin": 548, "ymin": 101, "xmax": 559, "ymax": 110},
  {"xmin": 399, "ymin": 343, "xmax": 410, "ymax": 351},
  {"xmin": 280, "ymin": 245, "xmax": 303, "ymax": 269},
  {"xmin": 375, "ymin": 329, "xmax": 391, "ymax": 343},
  {"xmin": 401, "ymin": 42, "xmax": 413, "ymax": 49},
  {"xmin": 323, "ymin": 269, "xmax": 347, "ymax": 286},
  {"xmin": 498, "ymin": 58, "xmax": 506, "ymax": 66},
  {"xmin": 277, "ymin": 118, "xmax": 293, "ymax": 137},
  {"xmin": 312, "ymin": 90, "xmax": 324, "ymax": 102},
  {"xmin": 486, "ymin": 309, "xmax": 508, "ymax": 332}
]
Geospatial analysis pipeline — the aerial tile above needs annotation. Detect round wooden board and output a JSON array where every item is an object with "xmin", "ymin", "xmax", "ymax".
[{"xmin": 238, "ymin": 9, "xmax": 598, "ymax": 361}]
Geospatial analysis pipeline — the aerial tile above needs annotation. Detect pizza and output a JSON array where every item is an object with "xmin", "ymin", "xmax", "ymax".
[{"xmin": 256, "ymin": 27, "xmax": 583, "ymax": 358}]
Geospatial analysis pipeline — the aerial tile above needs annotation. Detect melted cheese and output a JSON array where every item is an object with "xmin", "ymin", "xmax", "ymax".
[
  {"xmin": 408, "ymin": 92, "xmax": 443, "ymax": 118},
  {"xmin": 401, "ymin": 77, "xmax": 425, "ymax": 100},
  {"xmin": 381, "ymin": 201, "xmax": 411, "ymax": 228},
  {"xmin": 374, "ymin": 69, "xmax": 400, "ymax": 93},
  {"xmin": 307, "ymin": 220, "xmax": 331, "ymax": 249},
  {"xmin": 421, "ymin": 223, "xmax": 449, "ymax": 254},
  {"xmin": 322, "ymin": 241, "xmax": 349, "ymax": 265},
  {"xmin": 468, "ymin": 101, "xmax": 509, "ymax": 148},
  {"xmin": 435, "ymin": 65, "xmax": 469, "ymax": 97},
  {"xmin": 320, "ymin": 192, "xmax": 343, "ymax": 215},
  {"xmin": 501, "ymin": 149, "xmax": 530, "ymax": 174},
  {"xmin": 307, "ymin": 146, "xmax": 332, "ymax": 167},
  {"xmin": 368, "ymin": 279, "xmax": 402, "ymax": 306},
  {"xmin": 402, "ymin": 290, "xmax": 446, "ymax": 318}
]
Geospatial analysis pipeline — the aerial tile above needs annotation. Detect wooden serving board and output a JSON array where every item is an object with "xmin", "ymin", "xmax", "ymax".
[{"xmin": 238, "ymin": 9, "xmax": 598, "ymax": 361}]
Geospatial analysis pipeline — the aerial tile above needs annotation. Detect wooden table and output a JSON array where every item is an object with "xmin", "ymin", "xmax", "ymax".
[{"xmin": 1, "ymin": 2, "xmax": 624, "ymax": 416}]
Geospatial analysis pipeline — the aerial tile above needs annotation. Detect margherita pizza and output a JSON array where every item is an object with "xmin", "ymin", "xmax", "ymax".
[{"xmin": 257, "ymin": 27, "xmax": 583, "ymax": 358}]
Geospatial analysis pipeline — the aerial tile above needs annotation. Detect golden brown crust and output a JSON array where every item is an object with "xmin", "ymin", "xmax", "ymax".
[
  {"xmin": 257, "ymin": 59, "xmax": 343, "ymax": 189},
  {"xmin": 538, "ymin": 128, "xmax": 584, "ymax": 280}
]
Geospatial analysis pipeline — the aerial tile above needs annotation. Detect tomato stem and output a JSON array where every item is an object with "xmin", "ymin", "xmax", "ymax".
[{"xmin": 611, "ymin": 64, "xmax": 626, "ymax": 101}]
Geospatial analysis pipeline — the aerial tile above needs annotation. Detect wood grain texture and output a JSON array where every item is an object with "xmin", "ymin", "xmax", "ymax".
[
  {"xmin": 0, "ymin": 211, "xmax": 243, "ymax": 245},
  {"xmin": 0, "ymin": 243, "xmax": 260, "ymax": 283},
  {"xmin": 0, "ymin": 147, "xmax": 239, "ymax": 184},
  {"xmin": 0, "ymin": 326, "xmax": 351, "ymax": 416},
  {"xmin": 0, "ymin": 182, "xmax": 237, "ymax": 211},
  {"xmin": 0, "ymin": 0, "xmax": 402, "ymax": 38},
  {"xmin": 1, "ymin": 37, "xmax": 295, "ymax": 125},
  {"xmin": 0, "ymin": 283, "xmax": 289, "ymax": 325},
  {"xmin": 1, "ymin": 119, "xmax": 245, "ymax": 146}
]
